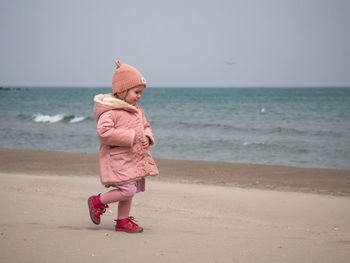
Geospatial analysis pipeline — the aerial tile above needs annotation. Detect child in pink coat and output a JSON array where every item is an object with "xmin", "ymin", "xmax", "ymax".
[{"xmin": 88, "ymin": 60, "xmax": 159, "ymax": 233}]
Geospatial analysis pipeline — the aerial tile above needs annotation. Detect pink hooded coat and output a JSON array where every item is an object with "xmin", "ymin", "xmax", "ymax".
[{"xmin": 93, "ymin": 94, "xmax": 159, "ymax": 186}]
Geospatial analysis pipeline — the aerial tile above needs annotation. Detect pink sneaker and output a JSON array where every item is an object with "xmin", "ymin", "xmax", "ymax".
[
  {"xmin": 115, "ymin": 217, "xmax": 143, "ymax": 233},
  {"xmin": 88, "ymin": 194, "xmax": 108, "ymax": 225}
]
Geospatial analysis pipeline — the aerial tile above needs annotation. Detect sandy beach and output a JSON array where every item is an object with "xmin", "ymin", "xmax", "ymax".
[{"xmin": 1, "ymin": 148, "xmax": 350, "ymax": 262}]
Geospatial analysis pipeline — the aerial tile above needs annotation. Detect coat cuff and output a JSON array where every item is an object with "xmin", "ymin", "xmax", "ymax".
[{"xmin": 146, "ymin": 135, "xmax": 155, "ymax": 147}]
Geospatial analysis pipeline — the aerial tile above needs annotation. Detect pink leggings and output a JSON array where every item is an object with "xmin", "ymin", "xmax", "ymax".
[{"xmin": 100, "ymin": 189, "xmax": 133, "ymax": 219}]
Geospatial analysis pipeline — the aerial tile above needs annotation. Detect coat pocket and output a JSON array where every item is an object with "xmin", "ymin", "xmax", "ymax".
[
  {"xmin": 110, "ymin": 147, "xmax": 130, "ymax": 156},
  {"xmin": 109, "ymin": 147, "xmax": 133, "ymax": 180}
]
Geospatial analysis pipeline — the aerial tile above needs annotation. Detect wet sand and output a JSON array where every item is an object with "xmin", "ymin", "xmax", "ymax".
[{"xmin": 1, "ymin": 148, "xmax": 350, "ymax": 196}]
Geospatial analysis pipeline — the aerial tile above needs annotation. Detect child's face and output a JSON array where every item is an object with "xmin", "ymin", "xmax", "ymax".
[{"xmin": 122, "ymin": 85, "xmax": 144, "ymax": 106}]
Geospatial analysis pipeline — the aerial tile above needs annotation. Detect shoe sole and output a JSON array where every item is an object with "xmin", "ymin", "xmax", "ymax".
[
  {"xmin": 88, "ymin": 197, "xmax": 100, "ymax": 225},
  {"xmin": 115, "ymin": 228, "xmax": 144, "ymax": 233}
]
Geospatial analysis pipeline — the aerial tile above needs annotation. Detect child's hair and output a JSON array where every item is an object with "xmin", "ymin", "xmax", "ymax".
[{"xmin": 112, "ymin": 60, "xmax": 147, "ymax": 95}]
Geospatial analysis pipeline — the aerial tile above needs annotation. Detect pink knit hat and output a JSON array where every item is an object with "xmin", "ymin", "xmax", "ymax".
[{"xmin": 112, "ymin": 60, "xmax": 147, "ymax": 94}]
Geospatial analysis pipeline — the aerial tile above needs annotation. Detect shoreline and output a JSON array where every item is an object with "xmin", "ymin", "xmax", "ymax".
[{"xmin": 1, "ymin": 148, "xmax": 350, "ymax": 196}]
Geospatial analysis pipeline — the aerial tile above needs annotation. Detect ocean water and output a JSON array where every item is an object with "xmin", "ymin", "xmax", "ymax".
[{"xmin": 0, "ymin": 87, "xmax": 349, "ymax": 170}]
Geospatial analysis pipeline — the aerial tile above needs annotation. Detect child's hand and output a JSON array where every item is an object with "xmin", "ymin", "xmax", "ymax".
[{"xmin": 141, "ymin": 137, "xmax": 150, "ymax": 149}]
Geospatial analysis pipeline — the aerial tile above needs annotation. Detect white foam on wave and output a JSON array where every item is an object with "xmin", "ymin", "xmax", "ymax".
[
  {"xmin": 33, "ymin": 114, "xmax": 64, "ymax": 123},
  {"xmin": 32, "ymin": 113, "xmax": 87, "ymax": 124},
  {"xmin": 243, "ymin": 141, "xmax": 252, "ymax": 146},
  {"xmin": 260, "ymin": 108, "xmax": 266, "ymax": 113},
  {"xmin": 69, "ymin": 116, "xmax": 86, "ymax": 123}
]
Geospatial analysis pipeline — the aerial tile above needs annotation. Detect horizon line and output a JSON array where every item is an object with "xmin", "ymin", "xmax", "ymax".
[{"xmin": 1, "ymin": 85, "xmax": 350, "ymax": 89}]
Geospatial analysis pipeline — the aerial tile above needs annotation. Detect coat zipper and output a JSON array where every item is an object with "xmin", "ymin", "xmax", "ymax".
[{"xmin": 137, "ymin": 109, "xmax": 149, "ymax": 174}]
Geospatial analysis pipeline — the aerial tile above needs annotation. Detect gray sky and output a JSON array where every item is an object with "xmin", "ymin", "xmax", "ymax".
[{"xmin": 1, "ymin": 0, "xmax": 349, "ymax": 87}]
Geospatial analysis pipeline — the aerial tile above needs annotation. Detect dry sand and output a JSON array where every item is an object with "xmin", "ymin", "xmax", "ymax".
[{"xmin": 1, "ymin": 148, "xmax": 350, "ymax": 262}]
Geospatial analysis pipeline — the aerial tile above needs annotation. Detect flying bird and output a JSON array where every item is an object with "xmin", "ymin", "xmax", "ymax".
[{"xmin": 224, "ymin": 60, "xmax": 237, "ymax": 65}]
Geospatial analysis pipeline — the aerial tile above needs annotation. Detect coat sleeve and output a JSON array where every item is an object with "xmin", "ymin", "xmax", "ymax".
[
  {"xmin": 141, "ymin": 109, "xmax": 156, "ymax": 147},
  {"xmin": 97, "ymin": 111, "xmax": 135, "ymax": 147}
]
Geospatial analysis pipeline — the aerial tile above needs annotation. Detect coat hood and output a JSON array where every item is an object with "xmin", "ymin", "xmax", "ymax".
[{"xmin": 93, "ymin": 94, "xmax": 138, "ymax": 121}]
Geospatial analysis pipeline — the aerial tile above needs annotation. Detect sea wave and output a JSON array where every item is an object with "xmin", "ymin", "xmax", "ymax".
[
  {"xmin": 28, "ymin": 113, "xmax": 92, "ymax": 124},
  {"xmin": 33, "ymin": 114, "xmax": 64, "ymax": 123},
  {"xmin": 69, "ymin": 116, "xmax": 86, "ymax": 123}
]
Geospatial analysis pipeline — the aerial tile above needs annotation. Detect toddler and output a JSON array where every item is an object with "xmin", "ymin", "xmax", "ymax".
[{"xmin": 88, "ymin": 60, "xmax": 158, "ymax": 233}]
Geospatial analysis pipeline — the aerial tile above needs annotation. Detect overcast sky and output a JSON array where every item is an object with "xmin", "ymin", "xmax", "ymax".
[{"xmin": 1, "ymin": 0, "xmax": 349, "ymax": 87}]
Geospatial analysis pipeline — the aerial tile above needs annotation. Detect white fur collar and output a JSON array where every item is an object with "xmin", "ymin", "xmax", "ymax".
[{"xmin": 94, "ymin": 94, "xmax": 138, "ymax": 112}]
